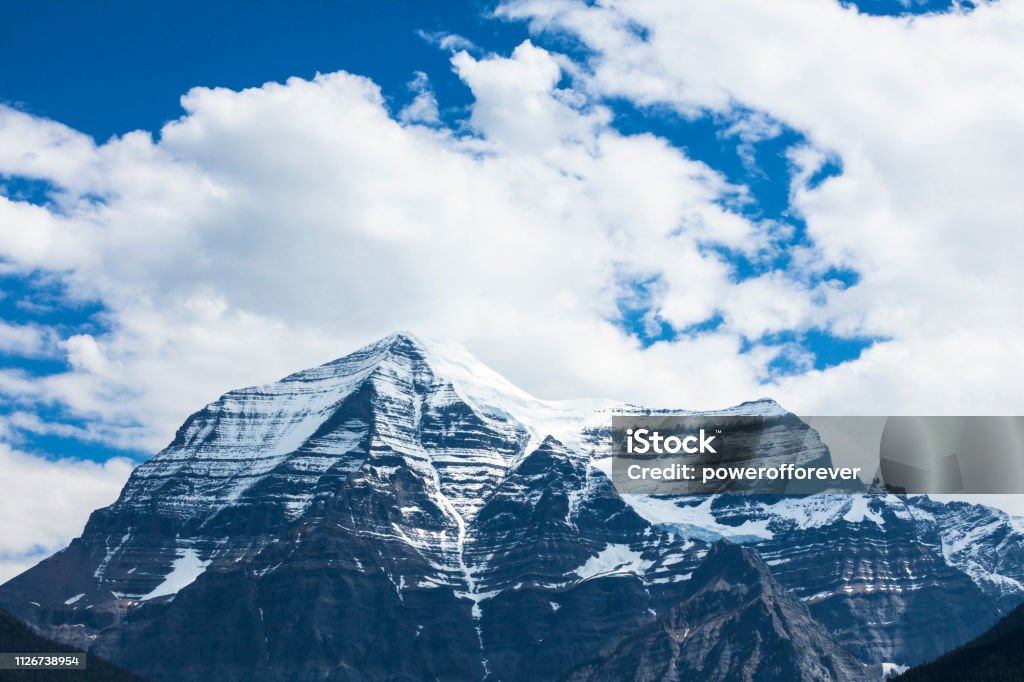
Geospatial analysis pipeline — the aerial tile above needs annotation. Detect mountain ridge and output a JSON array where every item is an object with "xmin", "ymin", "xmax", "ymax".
[{"xmin": 562, "ymin": 540, "xmax": 870, "ymax": 681}]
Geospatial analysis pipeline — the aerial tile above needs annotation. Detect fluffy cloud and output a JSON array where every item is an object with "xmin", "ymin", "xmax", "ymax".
[
  {"xmin": 0, "ymin": 0, "xmax": 1021, "ymax": 478},
  {"xmin": 504, "ymin": 0, "xmax": 1024, "ymax": 413},
  {"xmin": 399, "ymin": 72, "xmax": 442, "ymax": 125},
  {"xmin": 0, "ymin": 321, "xmax": 58, "ymax": 358},
  {"xmin": 0, "ymin": 41, "xmax": 799, "ymax": 458},
  {"xmin": 0, "ymin": 444, "xmax": 133, "ymax": 583}
]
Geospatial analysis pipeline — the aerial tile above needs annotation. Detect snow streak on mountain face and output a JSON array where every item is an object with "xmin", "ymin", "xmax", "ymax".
[{"xmin": 0, "ymin": 333, "xmax": 1022, "ymax": 681}]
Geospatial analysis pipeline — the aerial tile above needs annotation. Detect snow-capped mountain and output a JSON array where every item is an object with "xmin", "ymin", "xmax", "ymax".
[{"xmin": 1, "ymin": 333, "xmax": 1022, "ymax": 681}]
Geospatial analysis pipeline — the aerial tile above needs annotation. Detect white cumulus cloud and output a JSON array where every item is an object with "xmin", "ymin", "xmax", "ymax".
[
  {"xmin": 0, "ymin": 2, "xmax": 1019, "ymax": 519},
  {"xmin": 0, "ymin": 444, "xmax": 133, "ymax": 583},
  {"xmin": 503, "ymin": 0, "xmax": 1024, "ymax": 414},
  {"xmin": 0, "ymin": 42, "xmax": 805, "ymax": 458}
]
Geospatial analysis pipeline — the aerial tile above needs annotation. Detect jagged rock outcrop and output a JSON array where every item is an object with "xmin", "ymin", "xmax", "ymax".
[{"xmin": 562, "ymin": 540, "xmax": 870, "ymax": 681}]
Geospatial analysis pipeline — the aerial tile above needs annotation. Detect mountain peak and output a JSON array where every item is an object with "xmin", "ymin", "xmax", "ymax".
[
  {"xmin": 368, "ymin": 330, "xmax": 428, "ymax": 353},
  {"xmin": 701, "ymin": 538, "xmax": 768, "ymax": 571},
  {"xmin": 688, "ymin": 539, "xmax": 779, "ymax": 595},
  {"xmin": 312, "ymin": 331, "xmax": 532, "ymax": 404},
  {"xmin": 373, "ymin": 329, "xmax": 418, "ymax": 347},
  {"xmin": 323, "ymin": 331, "xmax": 623, "ymax": 451}
]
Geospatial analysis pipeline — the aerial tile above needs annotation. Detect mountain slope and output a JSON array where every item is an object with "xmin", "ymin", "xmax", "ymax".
[
  {"xmin": 0, "ymin": 607, "xmax": 144, "ymax": 681},
  {"xmin": 562, "ymin": 541, "xmax": 870, "ymax": 682},
  {"xmin": 703, "ymin": 494, "xmax": 1008, "ymax": 665},
  {"xmin": 898, "ymin": 599, "xmax": 1024, "ymax": 681}
]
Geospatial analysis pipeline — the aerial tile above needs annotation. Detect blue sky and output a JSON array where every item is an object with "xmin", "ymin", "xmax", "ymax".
[
  {"xmin": 1, "ymin": 0, "xmax": 1022, "ymax": 578},
  {"xmin": 2, "ymin": 0, "xmax": 962, "ymax": 140},
  {"xmin": 0, "ymin": 0, "xmax": 915, "ymax": 465},
  {"xmin": 1, "ymin": 1, "xmax": 517, "ymax": 141},
  {"xmin": 1, "ymin": 0, "xmax": 526, "ymax": 465},
  {"xmin": 0, "ymin": 0, "xmax": 998, "ymax": 465}
]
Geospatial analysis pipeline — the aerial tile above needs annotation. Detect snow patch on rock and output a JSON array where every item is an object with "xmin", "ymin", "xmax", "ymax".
[
  {"xmin": 574, "ymin": 544, "xmax": 651, "ymax": 580},
  {"xmin": 623, "ymin": 495, "xmax": 773, "ymax": 543},
  {"xmin": 142, "ymin": 548, "xmax": 211, "ymax": 601}
]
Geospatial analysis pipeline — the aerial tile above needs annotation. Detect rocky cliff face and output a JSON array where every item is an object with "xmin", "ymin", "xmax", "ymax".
[
  {"xmin": 563, "ymin": 540, "xmax": 870, "ymax": 682},
  {"xmin": 0, "ymin": 333, "xmax": 1021, "ymax": 680},
  {"xmin": 702, "ymin": 494, "xmax": 1013, "ymax": 666}
]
